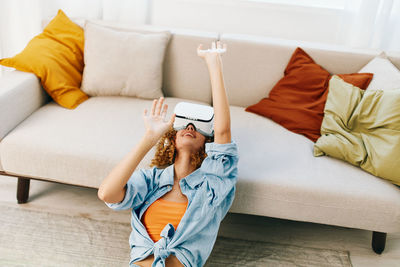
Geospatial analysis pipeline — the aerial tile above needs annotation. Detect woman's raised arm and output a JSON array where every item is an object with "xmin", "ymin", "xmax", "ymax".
[
  {"xmin": 197, "ymin": 41, "xmax": 231, "ymax": 144},
  {"xmin": 98, "ymin": 97, "xmax": 175, "ymax": 203}
]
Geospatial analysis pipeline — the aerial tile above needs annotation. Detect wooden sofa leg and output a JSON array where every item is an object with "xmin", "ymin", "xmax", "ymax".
[
  {"xmin": 372, "ymin": 231, "xmax": 387, "ymax": 254},
  {"xmin": 17, "ymin": 178, "xmax": 30, "ymax": 204}
]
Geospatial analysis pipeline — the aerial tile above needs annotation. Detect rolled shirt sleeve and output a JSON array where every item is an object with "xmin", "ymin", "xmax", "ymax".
[
  {"xmin": 105, "ymin": 167, "xmax": 158, "ymax": 210},
  {"xmin": 200, "ymin": 141, "xmax": 239, "ymax": 207}
]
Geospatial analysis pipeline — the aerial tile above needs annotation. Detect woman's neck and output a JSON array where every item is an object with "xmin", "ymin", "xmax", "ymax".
[{"xmin": 174, "ymin": 150, "xmax": 196, "ymax": 180}]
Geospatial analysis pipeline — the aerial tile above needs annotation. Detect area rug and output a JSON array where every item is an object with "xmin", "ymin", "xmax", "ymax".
[{"xmin": 0, "ymin": 206, "xmax": 352, "ymax": 267}]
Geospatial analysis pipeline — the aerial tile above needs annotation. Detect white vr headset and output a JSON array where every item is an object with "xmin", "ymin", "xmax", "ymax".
[{"xmin": 173, "ymin": 102, "xmax": 214, "ymax": 137}]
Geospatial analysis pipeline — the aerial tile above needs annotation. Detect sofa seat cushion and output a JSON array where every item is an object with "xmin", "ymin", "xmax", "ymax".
[
  {"xmin": 0, "ymin": 97, "xmax": 206, "ymax": 188},
  {"xmin": 2, "ymin": 98, "xmax": 400, "ymax": 233},
  {"xmin": 229, "ymin": 106, "xmax": 400, "ymax": 233}
]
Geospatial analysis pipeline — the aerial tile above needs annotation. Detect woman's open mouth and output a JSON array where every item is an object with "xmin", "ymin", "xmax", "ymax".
[{"xmin": 184, "ymin": 133, "xmax": 195, "ymax": 138}]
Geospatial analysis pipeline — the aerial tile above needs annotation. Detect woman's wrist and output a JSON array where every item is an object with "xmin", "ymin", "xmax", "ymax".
[
  {"xmin": 207, "ymin": 61, "xmax": 222, "ymax": 73},
  {"xmin": 143, "ymin": 131, "xmax": 162, "ymax": 147},
  {"xmin": 206, "ymin": 57, "xmax": 222, "ymax": 70}
]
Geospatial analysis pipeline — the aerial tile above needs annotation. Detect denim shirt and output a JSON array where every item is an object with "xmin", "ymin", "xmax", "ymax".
[{"xmin": 106, "ymin": 141, "xmax": 239, "ymax": 267}]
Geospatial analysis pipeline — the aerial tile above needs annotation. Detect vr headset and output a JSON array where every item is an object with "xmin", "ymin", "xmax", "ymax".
[{"xmin": 173, "ymin": 102, "xmax": 214, "ymax": 137}]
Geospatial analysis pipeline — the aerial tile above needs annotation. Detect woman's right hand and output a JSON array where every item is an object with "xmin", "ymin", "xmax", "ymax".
[
  {"xmin": 197, "ymin": 41, "xmax": 227, "ymax": 69},
  {"xmin": 143, "ymin": 97, "xmax": 175, "ymax": 145},
  {"xmin": 99, "ymin": 97, "xmax": 173, "ymax": 203}
]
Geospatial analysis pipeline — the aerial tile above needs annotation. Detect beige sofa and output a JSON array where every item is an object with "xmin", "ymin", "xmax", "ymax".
[{"xmin": 1, "ymin": 20, "xmax": 400, "ymax": 255}]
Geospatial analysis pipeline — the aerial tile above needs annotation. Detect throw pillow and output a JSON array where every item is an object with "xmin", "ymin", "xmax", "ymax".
[
  {"xmin": 314, "ymin": 75, "xmax": 400, "ymax": 186},
  {"xmin": 245, "ymin": 47, "xmax": 373, "ymax": 142},
  {"xmin": 80, "ymin": 22, "xmax": 171, "ymax": 98},
  {"xmin": 358, "ymin": 52, "xmax": 400, "ymax": 91},
  {"xmin": 0, "ymin": 9, "xmax": 89, "ymax": 109}
]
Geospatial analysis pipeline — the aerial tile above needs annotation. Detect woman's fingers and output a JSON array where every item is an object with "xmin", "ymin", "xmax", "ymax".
[
  {"xmin": 198, "ymin": 41, "xmax": 227, "ymax": 54},
  {"xmin": 149, "ymin": 97, "xmax": 170, "ymax": 121},
  {"xmin": 161, "ymin": 104, "xmax": 168, "ymax": 119},
  {"xmin": 151, "ymin": 99, "xmax": 157, "ymax": 116},
  {"xmin": 169, "ymin": 113, "xmax": 176, "ymax": 126},
  {"xmin": 155, "ymin": 97, "xmax": 163, "ymax": 116},
  {"xmin": 197, "ymin": 44, "xmax": 205, "ymax": 57},
  {"xmin": 150, "ymin": 97, "xmax": 165, "ymax": 116}
]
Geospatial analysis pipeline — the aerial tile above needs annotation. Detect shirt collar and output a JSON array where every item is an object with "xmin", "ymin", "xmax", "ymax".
[
  {"xmin": 182, "ymin": 167, "xmax": 203, "ymax": 189},
  {"xmin": 158, "ymin": 164, "xmax": 203, "ymax": 189},
  {"xmin": 159, "ymin": 164, "xmax": 175, "ymax": 188}
]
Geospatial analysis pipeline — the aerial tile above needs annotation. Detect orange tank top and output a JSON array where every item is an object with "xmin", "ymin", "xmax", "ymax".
[{"xmin": 141, "ymin": 198, "xmax": 188, "ymax": 242}]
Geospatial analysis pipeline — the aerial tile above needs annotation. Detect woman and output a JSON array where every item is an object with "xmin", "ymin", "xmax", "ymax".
[{"xmin": 98, "ymin": 41, "xmax": 239, "ymax": 267}]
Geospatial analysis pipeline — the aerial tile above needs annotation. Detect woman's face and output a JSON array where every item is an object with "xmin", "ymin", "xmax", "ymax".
[{"xmin": 175, "ymin": 124, "xmax": 206, "ymax": 153}]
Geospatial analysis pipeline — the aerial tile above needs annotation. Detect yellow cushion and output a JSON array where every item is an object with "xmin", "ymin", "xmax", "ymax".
[{"xmin": 0, "ymin": 10, "xmax": 89, "ymax": 109}]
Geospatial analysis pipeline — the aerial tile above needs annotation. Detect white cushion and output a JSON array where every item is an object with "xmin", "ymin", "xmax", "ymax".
[
  {"xmin": 359, "ymin": 52, "xmax": 400, "ymax": 91},
  {"xmin": 80, "ymin": 22, "xmax": 171, "ymax": 98},
  {"xmin": 229, "ymin": 106, "xmax": 400, "ymax": 233}
]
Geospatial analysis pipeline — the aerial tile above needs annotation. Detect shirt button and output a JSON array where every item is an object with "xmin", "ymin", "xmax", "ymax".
[{"xmin": 145, "ymin": 201, "xmax": 149, "ymax": 204}]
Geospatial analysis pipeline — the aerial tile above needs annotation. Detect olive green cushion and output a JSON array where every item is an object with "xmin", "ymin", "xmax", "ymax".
[{"xmin": 314, "ymin": 75, "xmax": 400, "ymax": 186}]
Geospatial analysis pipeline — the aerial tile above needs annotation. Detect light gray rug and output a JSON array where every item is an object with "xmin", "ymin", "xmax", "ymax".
[{"xmin": 0, "ymin": 206, "xmax": 352, "ymax": 267}]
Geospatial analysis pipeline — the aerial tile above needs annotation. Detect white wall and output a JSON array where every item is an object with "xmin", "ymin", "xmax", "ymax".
[{"xmin": 151, "ymin": 0, "xmax": 344, "ymax": 45}]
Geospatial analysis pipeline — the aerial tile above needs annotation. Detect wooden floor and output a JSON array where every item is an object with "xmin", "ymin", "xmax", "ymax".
[{"xmin": 1, "ymin": 175, "xmax": 399, "ymax": 266}]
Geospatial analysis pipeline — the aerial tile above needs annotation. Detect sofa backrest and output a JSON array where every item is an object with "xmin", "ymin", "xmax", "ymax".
[
  {"xmin": 42, "ymin": 18, "xmax": 217, "ymax": 104},
  {"xmin": 387, "ymin": 52, "xmax": 400, "ymax": 72},
  {"xmin": 41, "ymin": 18, "xmax": 400, "ymax": 108},
  {"xmin": 161, "ymin": 29, "xmax": 217, "ymax": 104},
  {"xmin": 219, "ymin": 33, "xmax": 395, "ymax": 107}
]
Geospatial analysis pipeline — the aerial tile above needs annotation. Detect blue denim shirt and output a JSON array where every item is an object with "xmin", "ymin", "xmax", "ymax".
[{"xmin": 106, "ymin": 141, "xmax": 238, "ymax": 267}]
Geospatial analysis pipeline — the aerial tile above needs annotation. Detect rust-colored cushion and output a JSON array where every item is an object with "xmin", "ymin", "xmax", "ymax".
[{"xmin": 245, "ymin": 47, "xmax": 373, "ymax": 142}]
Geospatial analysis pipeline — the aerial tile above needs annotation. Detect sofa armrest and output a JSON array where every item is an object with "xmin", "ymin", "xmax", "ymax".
[{"xmin": 0, "ymin": 70, "xmax": 50, "ymax": 140}]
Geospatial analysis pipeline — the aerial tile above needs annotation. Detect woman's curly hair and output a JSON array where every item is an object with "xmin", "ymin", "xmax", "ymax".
[{"xmin": 150, "ymin": 127, "xmax": 213, "ymax": 169}]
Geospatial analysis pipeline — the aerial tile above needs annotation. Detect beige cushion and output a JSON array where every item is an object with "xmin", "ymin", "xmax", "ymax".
[
  {"xmin": 387, "ymin": 51, "xmax": 400, "ymax": 70},
  {"xmin": 81, "ymin": 22, "xmax": 171, "ymax": 99},
  {"xmin": 359, "ymin": 52, "xmax": 400, "ymax": 91},
  {"xmin": 220, "ymin": 33, "xmax": 378, "ymax": 107},
  {"xmin": 83, "ymin": 20, "xmax": 218, "ymax": 103},
  {"xmin": 229, "ymin": 106, "xmax": 400, "ymax": 233},
  {"xmin": 0, "ymin": 97, "xmax": 207, "ymax": 188},
  {"xmin": 44, "ymin": 18, "xmax": 218, "ymax": 104}
]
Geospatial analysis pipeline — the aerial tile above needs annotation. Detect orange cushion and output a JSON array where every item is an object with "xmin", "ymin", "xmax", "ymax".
[
  {"xmin": 0, "ymin": 10, "xmax": 89, "ymax": 109},
  {"xmin": 245, "ymin": 47, "xmax": 373, "ymax": 142}
]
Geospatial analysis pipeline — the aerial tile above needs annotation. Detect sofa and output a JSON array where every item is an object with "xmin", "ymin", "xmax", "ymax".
[{"xmin": 1, "ymin": 18, "xmax": 400, "ymax": 255}]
